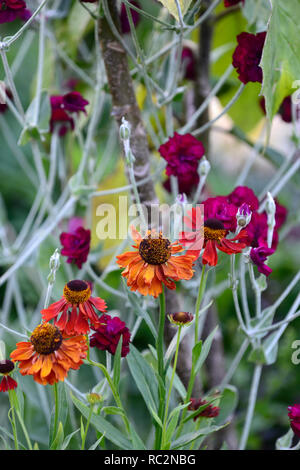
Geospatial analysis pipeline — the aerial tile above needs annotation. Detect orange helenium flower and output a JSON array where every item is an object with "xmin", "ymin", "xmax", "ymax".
[
  {"xmin": 116, "ymin": 227, "xmax": 195, "ymax": 298},
  {"xmin": 10, "ymin": 323, "xmax": 87, "ymax": 386},
  {"xmin": 41, "ymin": 280, "xmax": 107, "ymax": 335}
]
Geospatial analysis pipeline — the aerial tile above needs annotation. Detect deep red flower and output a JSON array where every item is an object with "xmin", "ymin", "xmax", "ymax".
[
  {"xmin": 0, "ymin": 0, "xmax": 30, "ymax": 24},
  {"xmin": 275, "ymin": 200, "xmax": 288, "ymax": 229},
  {"xmin": 203, "ymin": 196, "xmax": 238, "ymax": 232},
  {"xmin": 243, "ymin": 211, "xmax": 278, "ymax": 250},
  {"xmin": 0, "ymin": 359, "xmax": 18, "ymax": 392},
  {"xmin": 50, "ymin": 92, "xmax": 89, "ymax": 136},
  {"xmin": 181, "ymin": 46, "xmax": 196, "ymax": 81},
  {"xmin": 159, "ymin": 132, "xmax": 205, "ymax": 178},
  {"xmin": 224, "ymin": 0, "xmax": 244, "ymax": 7},
  {"xmin": 120, "ymin": 1, "xmax": 140, "ymax": 34},
  {"xmin": 90, "ymin": 314, "xmax": 131, "ymax": 357},
  {"xmin": 62, "ymin": 91, "xmax": 89, "ymax": 114},
  {"xmin": 41, "ymin": 280, "xmax": 107, "ymax": 336},
  {"xmin": 288, "ymin": 404, "xmax": 300, "ymax": 438},
  {"xmin": 227, "ymin": 186, "xmax": 259, "ymax": 212},
  {"xmin": 163, "ymin": 172, "xmax": 200, "ymax": 196},
  {"xmin": 60, "ymin": 225, "xmax": 91, "ymax": 269},
  {"xmin": 188, "ymin": 398, "xmax": 220, "ymax": 420},
  {"xmin": 250, "ymin": 246, "xmax": 275, "ymax": 277},
  {"xmin": 260, "ymin": 96, "xmax": 300, "ymax": 123},
  {"xmin": 232, "ymin": 32, "xmax": 266, "ymax": 84}
]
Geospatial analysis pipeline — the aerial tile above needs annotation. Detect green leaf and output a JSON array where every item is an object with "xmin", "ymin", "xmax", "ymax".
[
  {"xmin": 171, "ymin": 424, "xmax": 228, "ymax": 449},
  {"xmin": 214, "ymin": 385, "xmax": 238, "ymax": 425},
  {"xmin": 242, "ymin": 0, "xmax": 271, "ymax": 29},
  {"xmin": 61, "ymin": 429, "xmax": 80, "ymax": 450},
  {"xmin": 50, "ymin": 422, "xmax": 64, "ymax": 450},
  {"xmin": 71, "ymin": 394, "xmax": 133, "ymax": 450},
  {"xmin": 89, "ymin": 434, "xmax": 105, "ymax": 450},
  {"xmin": 193, "ymin": 327, "xmax": 218, "ymax": 376},
  {"xmin": 102, "ymin": 406, "xmax": 125, "ymax": 418},
  {"xmin": 261, "ymin": 0, "xmax": 300, "ymax": 121},
  {"xmin": 276, "ymin": 428, "xmax": 294, "ymax": 450},
  {"xmin": 49, "ymin": 383, "xmax": 68, "ymax": 447},
  {"xmin": 157, "ymin": 0, "xmax": 193, "ymax": 21},
  {"xmin": 126, "ymin": 345, "xmax": 159, "ymax": 415}
]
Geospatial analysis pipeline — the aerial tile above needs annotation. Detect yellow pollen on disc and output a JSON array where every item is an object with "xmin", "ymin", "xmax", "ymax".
[
  {"xmin": 204, "ymin": 226, "xmax": 227, "ymax": 241},
  {"xmin": 139, "ymin": 232, "xmax": 171, "ymax": 265},
  {"xmin": 63, "ymin": 280, "xmax": 91, "ymax": 305},
  {"xmin": 30, "ymin": 323, "xmax": 62, "ymax": 355}
]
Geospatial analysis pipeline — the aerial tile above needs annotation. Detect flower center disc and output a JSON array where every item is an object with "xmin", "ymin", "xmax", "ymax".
[
  {"xmin": 139, "ymin": 233, "xmax": 171, "ymax": 265},
  {"xmin": 204, "ymin": 218, "xmax": 227, "ymax": 241},
  {"xmin": 63, "ymin": 280, "xmax": 91, "ymax": 305},
  {"xmin": 0, "ymin": 359, "xmax": 14, "ymax": 375},
  {"xmin": 30, "ymin": 323, "xmax": 62, "ymax": 355}
]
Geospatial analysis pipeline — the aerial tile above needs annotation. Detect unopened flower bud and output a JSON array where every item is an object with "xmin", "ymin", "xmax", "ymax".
[
  {"xmin": 87, "ymin": 393, "xmax": 103, "ymax": 405},
  {"xmin": 198, "ymin": 156, "xmax": 210, "ymax": 177},
  {"xmin": 265, "ymin": 192, "xmax": 276, "ymax": 227},
  {"xmin": 119, "ymin": 117, "xmax": 131, "ymax": 141},
  {"xmin": 47, "ymin": 249, "xmax": 60, "ymax": 284},
  {"xmin": 176, "ymin": 193, "xmax": 188, "ymax": 205},
  {"xmin": 168, "ymin": 311, "xmax": 194, "ymax": 327},
  {"xmin": 236, "ymin": 203, "xmax": 252, "ymax": 228}
]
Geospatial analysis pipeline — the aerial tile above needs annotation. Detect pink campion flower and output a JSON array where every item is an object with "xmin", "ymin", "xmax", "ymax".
[
  {"xmin": 60, "ymin": 225, "xmax": 91, "ymax": 269},
  {"xmin": 90, "ymin": 314, "xmax": 131, "ymax": 357},
  {"xmin": 250, "ymin": 246, "xmax": 275, "ymax": 277},
  {"xmin": 159, "ymin": 132, "xmax": 205, "ymax": 178},
  {"xmin": 232, "ymin": 32, "xmax": 266, "ymax": 84},
  {"xmin": 0, "ymin": 0, "xmax": 30, "ymax": 24},
  {"xmin": 288, "ymin": 404, "xmax": 300, "ymax": 438},
  {"xmin": 120, "ymin": 1, "xmax": 140, "ymax": 34},
  {"xmin": 0, "ymin": 360, "xmax": 18, "ymax": 392},
  {"xmin": 242, "ymin": 211, "xmax": 278, "ymax": 250},
  {"xmin": 49, "ymin": 92, "xmax": 89, "ymax": 136},
  {"xmin": 224, "ymin": 0, "xmax": 244, "ymax": 7},
  {"xmin": 227, "ymin": 186, "xmax": 259, "ymax": 212},
  {"xmin": 188, "ymin": 398, "xmax": 220, "ymax": 420},
  {"xmin": 181, "ymin": 46, "xmax": 197, "ymax": 81}
]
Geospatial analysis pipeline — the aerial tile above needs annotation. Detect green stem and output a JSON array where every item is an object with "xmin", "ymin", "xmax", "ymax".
[
  {"xmin": 8, "ymin": 391, "xmax": 19, "ymax": 450},
  {"xmin": 15, "ymin": 410, "xmax": 32, "ymax": 450},
  {"xmin": 53, "ymin": 382, "xmax": 59, "ymax": 442},
  {"xmin": 176, "ymin": 266, "xmax": 208, "ymax": 438},
  {"xmin": 81, "ymin": 405, "xmax": 94, "ymax": 450},
  {"xmin": 194, "ymin": 265, "xmax": 207, "ymax": 345},
  {"xmin": 154, "ymin": 289, "xmax": 166, "ymax": 450},
  {"xmin": 162, "ymin": 325, "xmax": 182, "ymax": 449},
  {"xmin": 87, "ymin": 359, "xmax": 131, "ymax": 435}
]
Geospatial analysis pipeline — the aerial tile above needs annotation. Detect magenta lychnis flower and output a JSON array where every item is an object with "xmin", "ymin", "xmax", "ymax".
[
  {"xmin": 120, "ymin": 1, "xmax": 141, "ymax": 34},
  {"xmin": 288, "ymin": 404, "xmax": 300, "ymax": 438},
  {"xmin": 250, "ymin": 246, "xmax": 275, "ymax": 277},
  {"xmin": 232, "ymin": 31, "xmax": 266, "ymax": 84},
  {"xmin": 0, "ymin": 0, "xmax": 30, "ymax": 24},
  {"xmin": 181, "ymin": 46, "xmax": 197, "ymax": 81},
  {"xmin": 159, "ymin": 132, "xmax": 205, "ymax": 195},
  {"xmin": 224, "ymin": 0, "xmax": 244, "ymax": 7},
  {"xmin": 90, "ymin": 314, "xmax": 131, "ymax": 358},
  {"xmin": 50, "ymin": 92, "xmax": 89, "ymax": 136},
  {"xmin": 60, "ymin": 221, "xmax": 91, "ymax": 269}
]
